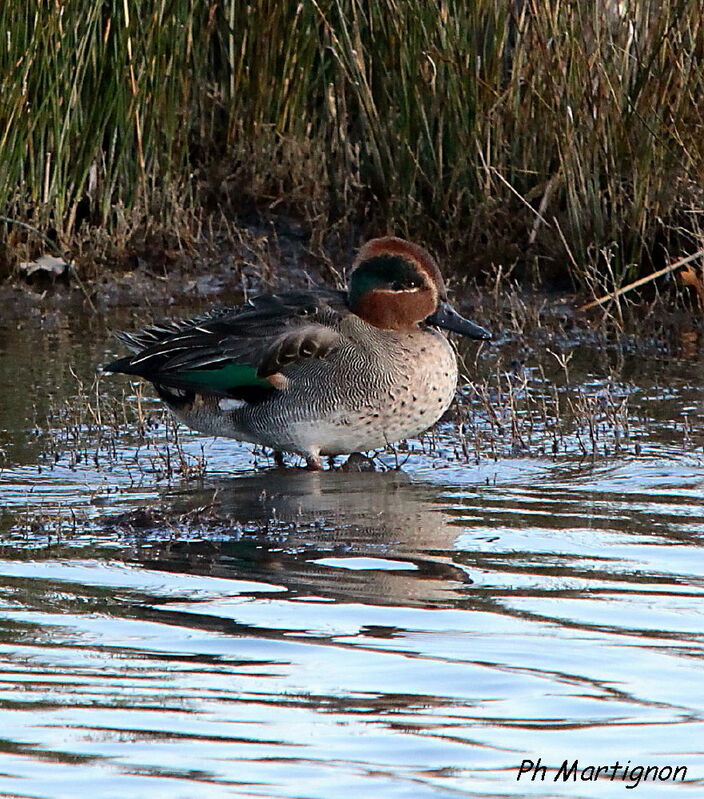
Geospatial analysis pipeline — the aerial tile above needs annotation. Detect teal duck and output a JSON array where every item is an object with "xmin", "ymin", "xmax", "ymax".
[{"xmin": 105, "ymin": 237, "xmax": 491, "ymax": 469}]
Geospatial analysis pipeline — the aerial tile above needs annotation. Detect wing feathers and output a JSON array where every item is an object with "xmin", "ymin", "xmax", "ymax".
[
  {"xmin": 105, "ymin": 289, "xmax": 348, "ymax": 397},
  {"xmin": 258, "ymin": 326, "xmax": 341, "ymax": 377}
]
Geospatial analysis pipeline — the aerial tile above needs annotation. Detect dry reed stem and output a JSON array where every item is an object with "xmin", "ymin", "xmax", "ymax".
[{"xmin": 578, "ymin": 248, "xmax": 704, "ymax": 311}]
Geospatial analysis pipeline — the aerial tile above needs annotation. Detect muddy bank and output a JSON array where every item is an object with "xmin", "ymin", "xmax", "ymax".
[
  {"xmin": 4, "ymin": 232, "xmax": 703, "ymax": 368},
  {"xmin": 2, "ymin": 219, "xmax": 340, "ymax": 323}
]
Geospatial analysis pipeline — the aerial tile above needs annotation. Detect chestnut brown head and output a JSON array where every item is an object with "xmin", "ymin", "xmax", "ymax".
[{"xmin": 348, "ymin": 237, "xmax": 491, "ymax": 339}]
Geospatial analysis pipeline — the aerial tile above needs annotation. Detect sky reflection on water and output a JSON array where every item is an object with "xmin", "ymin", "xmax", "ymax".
[{"xmin": 0, "ymin": 307, "xmax": 702, "ymax": 797}]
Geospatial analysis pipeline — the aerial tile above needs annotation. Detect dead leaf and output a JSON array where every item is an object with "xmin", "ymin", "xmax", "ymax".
[
  {"xmin": 18, "ymin": 254, "xmax": 70, "ymax": 281},
  {"xmin": 678, "ymin": 264, "xmax": 704, "ymax": 310}
]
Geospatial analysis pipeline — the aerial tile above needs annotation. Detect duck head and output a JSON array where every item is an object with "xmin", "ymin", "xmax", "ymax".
[{"xmin": 348, "ymin": 237, "xmax": 491, "ymax": 339}]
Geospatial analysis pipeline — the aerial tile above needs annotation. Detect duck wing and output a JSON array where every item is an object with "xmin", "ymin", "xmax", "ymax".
[{"xmin": 104, "ymin": 289, "xmax": 349, "ymax": 399}]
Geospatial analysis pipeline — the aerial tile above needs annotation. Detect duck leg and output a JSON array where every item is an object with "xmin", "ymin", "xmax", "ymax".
[{"xmin": 342, "ymin": 452, "xmax": 376, "ymax": 472}]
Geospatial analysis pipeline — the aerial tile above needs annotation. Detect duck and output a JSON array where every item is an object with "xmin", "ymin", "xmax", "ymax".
[{"xmin": 104, "ymin": 236, "xmax": 491, "ymax": 469}]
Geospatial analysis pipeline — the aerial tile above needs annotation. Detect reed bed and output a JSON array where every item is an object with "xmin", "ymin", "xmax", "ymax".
[{"xmin": 1, "ymin": 0, "xmax": 703, "ymax": 287}]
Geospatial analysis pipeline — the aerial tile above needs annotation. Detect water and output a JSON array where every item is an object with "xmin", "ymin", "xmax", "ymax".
[{"xmin": 0, "ymin": 301, "xmax": 703, "ymax": 798}]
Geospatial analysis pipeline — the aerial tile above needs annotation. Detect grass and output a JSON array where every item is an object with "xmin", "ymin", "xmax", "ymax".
[
  {"xmin": 18, "ymin": 335, "xmax": 639, "ymax": 489},
  {"xmin": 1, "ymin": 286, "xmax": 699, "ymax": 551},
  {"xmin": 34, "ymin": 371, "xmax": 208, "ymax": 484},
  {"xmin": 1, "ymin": 0, "xmax": 703, "ymax": 289}
]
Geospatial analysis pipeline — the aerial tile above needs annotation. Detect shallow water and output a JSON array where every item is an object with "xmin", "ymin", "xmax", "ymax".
[{"xmin": 0, "ymin": 302, "xmax": 703, "ymax": 798}]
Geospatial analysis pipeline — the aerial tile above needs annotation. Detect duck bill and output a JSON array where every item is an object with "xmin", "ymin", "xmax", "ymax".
[{"xmin": 426, "ymin": 301, "xmax": 491, "ymax": 340}]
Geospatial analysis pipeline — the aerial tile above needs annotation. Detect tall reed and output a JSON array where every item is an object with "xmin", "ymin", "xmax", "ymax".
[{"xmin": 1, "ymin": 0, "xmax": 702, "ymax": 285}]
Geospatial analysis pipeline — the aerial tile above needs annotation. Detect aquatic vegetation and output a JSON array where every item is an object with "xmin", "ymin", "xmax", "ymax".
[{"xmin": 19, "ymin": 290, "xmax": 698, "ymax": 491}]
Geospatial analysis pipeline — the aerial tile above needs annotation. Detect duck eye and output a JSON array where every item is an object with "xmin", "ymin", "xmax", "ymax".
[{"xmin": 391, "ymin": 281, "xmax": 405, "ymax": 291}]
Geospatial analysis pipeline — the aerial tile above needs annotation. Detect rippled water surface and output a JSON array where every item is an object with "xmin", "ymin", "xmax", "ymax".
[{"xmin": 1, "ymin": 303, "xmax": 703, "ymax": 798}]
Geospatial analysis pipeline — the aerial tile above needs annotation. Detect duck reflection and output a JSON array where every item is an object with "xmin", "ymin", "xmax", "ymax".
[{"xmin": 131, "ymin": 469, "xmax": 469, "ymax": 607}]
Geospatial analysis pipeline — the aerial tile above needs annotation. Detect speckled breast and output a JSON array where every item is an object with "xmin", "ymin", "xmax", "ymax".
[{"xmin": 171, "ymin": 319, "xmax": 459, "ymax": 458}]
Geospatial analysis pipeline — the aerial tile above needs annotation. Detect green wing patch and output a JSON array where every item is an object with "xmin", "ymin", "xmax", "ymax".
[{"xmin": 177, "ymin": 363, "xmax": 271, "ymax": 390}]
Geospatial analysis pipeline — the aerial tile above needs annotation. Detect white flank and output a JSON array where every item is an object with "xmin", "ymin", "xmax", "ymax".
[{"xmin": 218, "ymin": 398, "xmax": 247, "ymax": 411}]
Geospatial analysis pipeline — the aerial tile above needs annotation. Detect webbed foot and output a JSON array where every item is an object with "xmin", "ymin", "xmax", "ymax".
[{"xmin": 341, "ymin": 452, "xmax": 377, "ymax": 472}]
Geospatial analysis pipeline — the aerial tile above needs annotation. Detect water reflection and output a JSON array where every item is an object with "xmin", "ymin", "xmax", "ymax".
[
  {"xmin": 1, "ymin": 306, "xmax": 703, "ymax": 798},
  {"xmin": 133, "ymin": 470, "xmax": 469, "ymax": 608},
  {"xmin": 1, "ymin": 472, "xmax": 703, "ymax": 798}
]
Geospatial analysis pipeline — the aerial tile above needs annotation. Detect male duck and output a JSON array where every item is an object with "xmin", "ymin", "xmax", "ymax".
[{"xmin": 105, "ymin": 237, "xmax": 490, "ymax": 469}]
